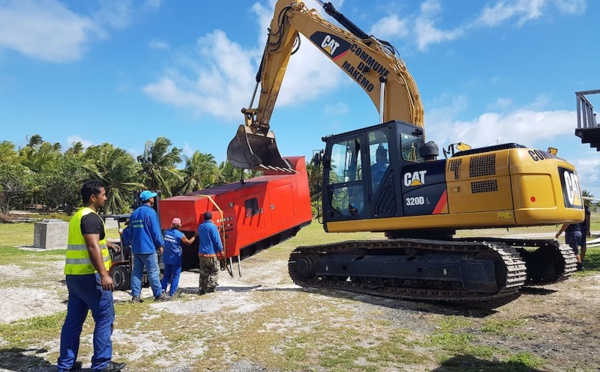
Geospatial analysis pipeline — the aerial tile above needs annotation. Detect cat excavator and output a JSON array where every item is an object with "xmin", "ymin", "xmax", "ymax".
[{"xmin": 227, "ymin": 0, "xmax": 584, "ymax": 303}]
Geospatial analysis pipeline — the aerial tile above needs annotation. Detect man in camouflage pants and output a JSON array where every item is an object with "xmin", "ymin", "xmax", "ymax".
[{"xmin": 196, "ymin": 211, "xmax": 224, "ymax": 294}]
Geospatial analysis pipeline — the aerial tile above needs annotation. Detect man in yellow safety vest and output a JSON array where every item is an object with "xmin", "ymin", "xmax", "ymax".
[{"xmin": 57, "ymin": 180, "xmax": 126, "ymax": 372}]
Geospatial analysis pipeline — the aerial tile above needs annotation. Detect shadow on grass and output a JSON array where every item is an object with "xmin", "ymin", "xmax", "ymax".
[
  {"xmin": 432, "ymin": 354, "xmax": 543, "ymax": 372},
  {"xmin": 0, "ymin": 347, "xmax": 55, "ymax": 371}
]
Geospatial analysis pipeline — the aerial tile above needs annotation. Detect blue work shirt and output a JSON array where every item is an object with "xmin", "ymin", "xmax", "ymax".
[
  {"xmin": 130, "ymin": 205, "xmax": 164, "ymax": 254},
  {"xmin": 197, "ymin": 221, "xmax": 223, "ymax": 256},
  {"xmin": 121, "ymin": 225, "xmax": 132, "ymax": 246},
  {"xmin": 163, "ymin": 228, "xmax": 184, "ymax": 265}
]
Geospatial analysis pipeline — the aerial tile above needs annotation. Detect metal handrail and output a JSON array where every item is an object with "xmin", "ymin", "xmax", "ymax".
[{"xmin": 576, "ymin": 89, "xmax": 600, "ymax": 129}]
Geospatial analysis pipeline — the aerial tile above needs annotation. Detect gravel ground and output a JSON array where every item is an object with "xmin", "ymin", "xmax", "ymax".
[{"xmin": 0, "ymin": 242, "xmax": 599, "ymax": 371}]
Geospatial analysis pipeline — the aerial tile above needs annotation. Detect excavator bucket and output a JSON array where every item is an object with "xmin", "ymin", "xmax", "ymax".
[{"xmin": 227, "ymin": 125, "xmax": 294, "ymax": 172}]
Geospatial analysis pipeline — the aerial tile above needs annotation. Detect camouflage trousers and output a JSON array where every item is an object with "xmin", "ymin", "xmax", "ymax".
[{"xmin": 198, "ymin": 256, "xmax": 219, "ymax": 291}]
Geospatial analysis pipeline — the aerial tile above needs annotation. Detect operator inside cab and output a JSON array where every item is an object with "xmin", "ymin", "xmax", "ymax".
[{"xmin": 371, "ymin": 144, "xmax": 389, "ymax": 190}]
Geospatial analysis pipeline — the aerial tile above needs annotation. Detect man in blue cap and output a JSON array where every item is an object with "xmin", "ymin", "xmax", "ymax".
[{"xmin": 129, "ymin": 190, "xmax": 168, "ymax": 302}]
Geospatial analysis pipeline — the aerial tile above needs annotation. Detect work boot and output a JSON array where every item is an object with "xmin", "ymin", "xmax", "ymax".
[
  {"xmin": 206, "ymin": 287, "xmax": 215, "ymax": 293},
  {"xmin": 198, "ymin": 289, "xmax": 206, "ymax": 295},
  {"xmin": 131, "ymin": 296, "xmax": 143, "ymax": 303},
  {"xmin": 70, "ymin": 361, "xmax": 82, "ymax": 371},
  {"xmin": 155, "ymin": 292, "xmax": 170, "ymax": 301},
  {"xmin": 93, "ymin": 361, "xmax": 126, "ymax": 372},
  {"xmin": 577, "ymin": 263, "xmax": 585, "ymax": 271}
]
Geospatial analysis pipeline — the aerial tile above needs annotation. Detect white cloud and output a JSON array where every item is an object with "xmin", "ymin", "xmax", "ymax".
[
  {"xmin": 0, "ymin": 0, "xmax": 162, "ymax": 63},
  {"xmin": 386, "ymin": 0, "xmax": 585, "ymax": 51},
  {"xmin": 553, "ymin": 0, "xmax": 586, "ymax": 15},
  {"xmin": 143, "ymin": 1, "xmax": 344, "ymax": 122},
  {"xmin": 182, "ymin": 143, "xmax": 194, "ymax": 158},
  {"xmin": 94, "ymin": 0, "xmax": 162, "ymax": 29},
  {"xmin": 413, "ymin": 0, "xmax": 464, "ymax": 51},
  {"xmin": 575, "ymin": 157, "xmax": 600, "ymax": 197},
  {"xmin": 425, "ymin": 93, "xmax": 574, "ymax": 150},
  {"xmin": 66, "ymin": 135, "xmax": 94, "ymax": 149},
  {"xmin": 476, "ymin": 0, "xmax": 546, "ymax": 27},
  {"xmin": 148, "ymin": 38, "xmax": 170, "ymax": 50},
  {"xmin": 369, "ymin": 15, "xmax": 409, "ymax": 39},
  {"xmin": 143, "ymin": 30, "xmax": 258, "ymax": 120},
  {"xmin": 486, "ymin": 97, "xmax": 513, "ymax": 111},
  {"xmin": 0, "ymin": 0, "xmax": 99, "ymax": 62},
  {"xmin": 324, "ymin": 102, "xmax": 350, "ymax": 115}
]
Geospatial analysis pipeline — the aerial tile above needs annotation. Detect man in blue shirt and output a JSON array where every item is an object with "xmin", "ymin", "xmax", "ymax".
[
  {"xmin": 371, "ymin": 145, "xmax": 388, "ymax": 191},
  {"xmin": 556, "ymin": 221, "xmax": 583, "ymax": 271},
  {"xmin": 197, "ymin": 211, "xmax": 224, "ymax": 294},
  {"xmin": 161, "ymin": 217, "xmax": 196, "ymax": 297},
  {"xmin": 130, "ymin": 190, "xmax": 167, "ymax": 302}
]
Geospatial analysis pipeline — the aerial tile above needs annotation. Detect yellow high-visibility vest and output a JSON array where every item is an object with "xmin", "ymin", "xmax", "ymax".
[{"xmin": 64, "ymin": 207, "xmax": 111, "ymax": 275}]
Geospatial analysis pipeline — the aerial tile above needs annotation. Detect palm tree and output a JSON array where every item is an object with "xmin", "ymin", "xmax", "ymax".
[
  {"xmin": 137, "ymin": 137, "xmax": 182, "ymax": 197},
  {"xmin": 177, "ymin": 151, "xmax": 220, "ymax": 194},
  {"xmin": 582, "ymin": 189, "xmax": 595, "ymax": 209},
  {"xmin": 25, "ymin": 134, "xmax": 43, "ymax": 149},
  {"xmin": 0, "ymin": 141, "xmax": 18, "ymax": 164},
  {"xmin": 18, "ymin": 141, "xmax": 61, "ymax": 173},
  {"xmin": 65, "ymin": 141, "xmax": 85, "ymax": 156},
  {"xmin": 84, "ymin": 144, "xmax": 144, "ymax": 213},
  {"xmin": 218, "ymin": 161, "xmax": 240, "ymax": 184}
]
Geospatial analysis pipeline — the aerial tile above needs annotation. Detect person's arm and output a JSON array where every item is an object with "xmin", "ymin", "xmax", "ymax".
[
  {"xmin": 84, "ymin": 233, "xmax": 114, "ymax": 291},
  {"xmin": 211, "ymin": 225, "xmax": 224, "ymax": 257},
  {"xmin": 586, "ymin": 212, "xmax": 592, "ymax": 237},
  {"xmin": 148, "ymin": 211, "xmax": 164, "ymax": 254},
  {"xmin": 121, "ymin": 225, "xmax": 132, "ymax": 246},
  {"xmin": 181, "ymin": 233, "xmax": 196, "ymax": 246},
  {"xmin": 555, "ymin": 223, "xmax": 569, "ymax": 239}
]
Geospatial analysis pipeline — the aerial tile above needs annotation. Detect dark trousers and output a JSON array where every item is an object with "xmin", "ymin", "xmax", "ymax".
[{"xmin": 199, "ymin": 256, "xmax": 219, "ymax": 291}]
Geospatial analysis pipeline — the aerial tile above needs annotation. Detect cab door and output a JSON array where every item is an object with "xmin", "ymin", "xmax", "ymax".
[{"xmin": 322, "ymin": 134, "xmax": 367, "ymax": 221}]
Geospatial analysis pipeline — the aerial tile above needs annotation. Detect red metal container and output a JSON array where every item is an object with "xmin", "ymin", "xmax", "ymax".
[{"xmin": 158, "ymin": 156, "xmax": 313, "ymax": 269}]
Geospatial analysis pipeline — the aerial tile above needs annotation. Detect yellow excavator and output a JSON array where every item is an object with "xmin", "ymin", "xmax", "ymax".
[{"xmin": 227, "ymin": 0, "xmax": 584, "ymax": 303}]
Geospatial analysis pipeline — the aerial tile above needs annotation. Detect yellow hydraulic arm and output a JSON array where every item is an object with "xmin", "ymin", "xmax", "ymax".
[{"xmin": 227, "ymin": 0, "xmax": 423, "ymax": 171}]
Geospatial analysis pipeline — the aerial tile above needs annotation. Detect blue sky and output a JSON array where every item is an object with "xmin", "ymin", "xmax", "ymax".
[{"xmin": 1, "ymin": 0, "xmax": 599, "ymax": 196}]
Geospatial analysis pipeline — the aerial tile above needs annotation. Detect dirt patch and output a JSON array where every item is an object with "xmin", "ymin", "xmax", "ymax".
[{"xmin": 0, "ymin": 246, "xmax": 599, "ymax": 371}]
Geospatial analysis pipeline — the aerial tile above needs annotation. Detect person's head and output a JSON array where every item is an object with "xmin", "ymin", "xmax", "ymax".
[
  {"xmin": 203, "ymin": 211, "xmax": 212, "ymax": 221},
  {"xmin": 376, "ymin": 145, "xmax": 388, "ymax": 163},
  {"xmin": 139, "ymin": 190, "xmax": 157, "ymax": 205},
  {"xmin": 171, "ymin": 217, "xmax": 182, "ymax": 229},
  {"xmin": 420, "ymin": 141, "xmax": 439, "ymax": 162},
  {"xmin": 81, "ymin": 179, "xmax": 106, "ymax": 209}
]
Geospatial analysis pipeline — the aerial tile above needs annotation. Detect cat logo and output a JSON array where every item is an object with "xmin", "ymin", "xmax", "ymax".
[
  {"xmin": 321, "ymin": 35, "xmax": 340, "ymax": 56},
  {"xmin": 559, "ymin": 167, "xmax": 583, "ymax": 208},
  {"xmin": 309, "ymin": 32, "xmax": 350, "ymax": 60},
  {"xmin": 404, "ymin": 170, "xmax": 427, "ymax": 187}
]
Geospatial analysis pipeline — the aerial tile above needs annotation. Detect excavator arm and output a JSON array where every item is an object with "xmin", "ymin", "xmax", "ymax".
[{"xmin": 227, "ymin": 0, "xmax": 423, "ymax": 171}]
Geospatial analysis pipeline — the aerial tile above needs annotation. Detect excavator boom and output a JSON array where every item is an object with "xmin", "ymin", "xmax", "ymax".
[{"xmin": 227, "ymin": 0, "xmax": 423, "ymax": 171}]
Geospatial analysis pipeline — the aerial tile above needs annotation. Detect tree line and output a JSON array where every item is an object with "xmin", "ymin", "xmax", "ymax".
[{"xmin": 0, "ymin": 134, "xmax": 271, "ymax": 215}]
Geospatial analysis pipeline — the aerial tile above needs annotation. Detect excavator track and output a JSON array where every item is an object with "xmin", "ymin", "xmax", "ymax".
[
  {"xmin": 288, "ymin": 238, "xmax": 527, "ymax": 303},
  {"xmin": 457, "ymin": 238, "xmax": 577, "ymax": 285}
]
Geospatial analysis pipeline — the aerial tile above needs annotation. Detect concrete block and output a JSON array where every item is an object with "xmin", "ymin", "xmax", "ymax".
[{"xmin": 33, "ymin": 220, "xmax": 69, "ymax": 249}]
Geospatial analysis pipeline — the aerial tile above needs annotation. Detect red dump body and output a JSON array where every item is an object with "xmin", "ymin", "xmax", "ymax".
[{"xmin": 158, "ymin": 156, "xmax": 313, "ymax": 269}]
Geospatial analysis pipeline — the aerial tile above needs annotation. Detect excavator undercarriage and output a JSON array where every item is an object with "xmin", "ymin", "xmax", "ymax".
[{"xmin": 288, "ymin": 238, "xmax": 576, "ymax": 303}]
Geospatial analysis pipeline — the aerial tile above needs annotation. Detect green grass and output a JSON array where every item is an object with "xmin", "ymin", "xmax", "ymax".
[
  {"xmin": 0, "ymin": 223, "xmax": 37, "ymax": 247},
  {"xmin": 0, "ymin": 215, "xmax": 599, "ymax": 370},
  {"xmin": 0, "ymin": 313, "xmax": 66, "ymax": 347},
  {"xmin": 481, "ymin": 319, "xmax": 527, "ymax": 336}
]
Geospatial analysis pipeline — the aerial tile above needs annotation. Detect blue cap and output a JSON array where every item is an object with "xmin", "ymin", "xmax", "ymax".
[{"xmin": 140, "ymin": 190, "xmax": 157, "ymax": 201}]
